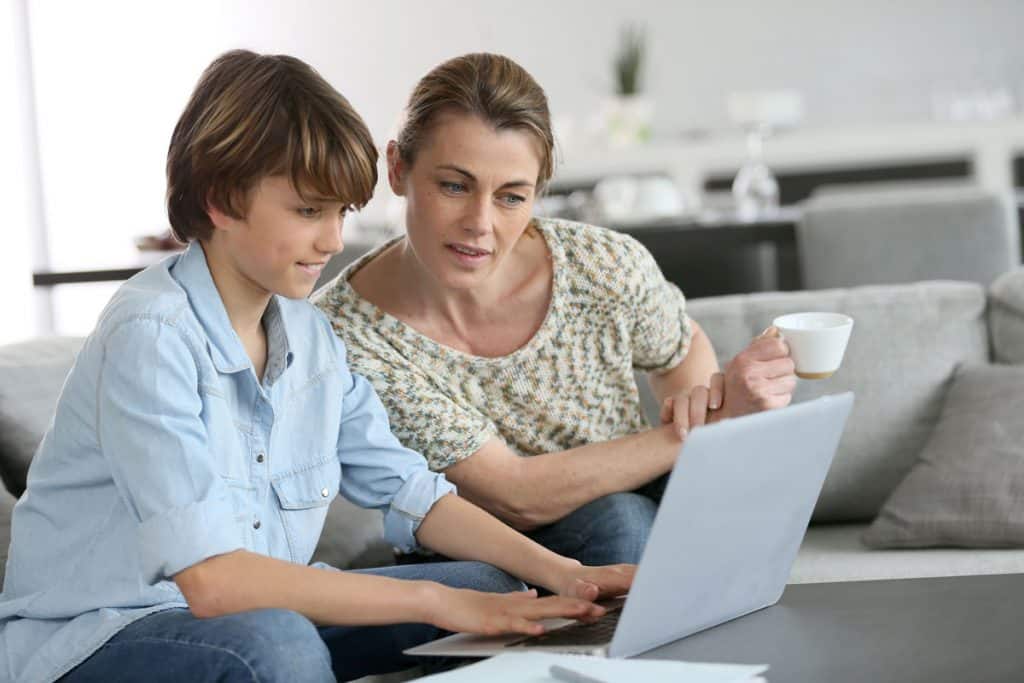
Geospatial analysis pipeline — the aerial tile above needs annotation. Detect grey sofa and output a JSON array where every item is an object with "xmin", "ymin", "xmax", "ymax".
[
  {"xmin": 2, "ymin": 268, "xmax": 1024, "ymax": 596},
  {"xmin": 684, "ymin": 266, "xmax": 1024, "ymax": 583}
]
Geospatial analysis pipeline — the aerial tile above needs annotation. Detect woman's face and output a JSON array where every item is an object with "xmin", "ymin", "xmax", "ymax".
[{"xmin": 389, "ymin": 112, "xmax": 543, "ymax": 291}]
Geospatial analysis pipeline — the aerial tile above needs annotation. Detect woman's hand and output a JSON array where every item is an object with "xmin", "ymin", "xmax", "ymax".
[
  {"xmin": 424, "ymin": 586, "xmax": 606, "ymax": 636},
  {"xmin": 718, "ymin": 326, "xmax": 796, "ymax": 418},
  {"xmin": 552, "ymin": 562, "xmax": 636, "ymax": 602},
  {"xmin": 659, "ymin": 327, "xmax": 795, "ymax": 438},
  {"xmin": 660, "ymin": 373, "xmax": 726, "ymax": 439}
]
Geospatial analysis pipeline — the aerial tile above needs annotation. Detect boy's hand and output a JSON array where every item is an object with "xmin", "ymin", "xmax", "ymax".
[
  {"xmin": 424, "ymin": 586, "xmax": 605, "ymax": 636},
  {"xmin": 555, "ymin": 563, "xmax": 636, "ymax": 602}
]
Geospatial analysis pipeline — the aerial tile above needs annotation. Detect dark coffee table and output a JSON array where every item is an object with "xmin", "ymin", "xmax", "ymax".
[{"xmin": 641, "ymin": 573, "xmax": 1024, "ymax": 682}]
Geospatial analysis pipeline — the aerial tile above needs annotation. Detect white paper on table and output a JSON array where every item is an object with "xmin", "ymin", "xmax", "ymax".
[{"xmin": 414, "ymin": 652, "xmax": 768, "ymax": 682}]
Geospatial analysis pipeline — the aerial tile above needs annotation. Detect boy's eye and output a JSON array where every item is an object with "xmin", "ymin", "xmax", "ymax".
[
  {"xmin": 298, "ymin": 207, "xmax": 321, "ymax": 218},
  {"xmin": 440, "ymin": 181, "xmax": 467, "ymax": 194}
]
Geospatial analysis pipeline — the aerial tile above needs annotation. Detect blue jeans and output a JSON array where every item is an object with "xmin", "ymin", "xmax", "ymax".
[
  {"xmin": 60, "ymin": 562, "xmax": 525, "ymax": 683},
  {"xmin": 526, "ymin": 485, "xmax": 662, "ymax": 567},
  {"xmin": 397, "ymin": 482, "xmax": 665, "ymax": 570}
]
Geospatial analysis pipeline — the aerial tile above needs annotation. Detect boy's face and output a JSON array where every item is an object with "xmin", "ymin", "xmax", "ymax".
[{"xmin": 207, "ymin": 175, "xmax": 347, "ymax": 300}]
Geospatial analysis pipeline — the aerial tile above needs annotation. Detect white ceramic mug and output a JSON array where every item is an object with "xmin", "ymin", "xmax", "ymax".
[{"xmin": 772, "ymin": 312, "xmax": 854, "ymax": 379}]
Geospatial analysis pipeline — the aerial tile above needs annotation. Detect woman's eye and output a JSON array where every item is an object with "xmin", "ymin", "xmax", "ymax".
[
  {"xmin": 298, "ymin": 207, "xmax": 321, "ymax": 218},
  {"xmin": 501, "ymin": 194, "xmax": 527, "ymax": 207},
  {"xmin": 441, "ymin": 181, "xmax": 467, "ymax": 194}
]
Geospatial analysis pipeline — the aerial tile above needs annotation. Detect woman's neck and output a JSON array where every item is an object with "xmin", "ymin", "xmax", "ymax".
[
  {"xmin": 380, "ymin": 230, "xmax": 552, "ymax": 357},
  {"xmin": 399, "ymin": 234, "xmax": 539, "ymax": 329}
]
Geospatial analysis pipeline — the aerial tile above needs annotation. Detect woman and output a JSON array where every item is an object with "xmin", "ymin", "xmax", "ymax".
[{"xmin": 314, "ymin": 53, "xmax": 795, "ymax": 567}]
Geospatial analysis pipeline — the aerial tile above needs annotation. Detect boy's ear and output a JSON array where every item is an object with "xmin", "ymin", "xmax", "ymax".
[
  {"xmin": 205, "ymin": 193, "xmax": 236, "ymax": 233},
  {"xmin": 386, "ymin": 141, "xmax": 407, "ymax": 197}
]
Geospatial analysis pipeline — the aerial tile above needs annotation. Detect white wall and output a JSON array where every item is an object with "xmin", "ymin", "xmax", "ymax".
[
  {"xmin": 0, "ymin": 0, "xmax": 41, "ymax": 343},
  {"xmin": 23, "ymin": 0, "xmax": 1024, "ymax": 333}
]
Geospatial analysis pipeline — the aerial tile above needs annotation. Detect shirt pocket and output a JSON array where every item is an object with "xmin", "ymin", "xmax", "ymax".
[{"xmin": 271, "ymin": 456, "xmax": 341, "ymax": 564}]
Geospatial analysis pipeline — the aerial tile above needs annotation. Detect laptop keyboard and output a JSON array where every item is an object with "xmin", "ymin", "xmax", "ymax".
[{"xmin": 505, "ymin": 605, "xmax": 623, "ymax": 648}]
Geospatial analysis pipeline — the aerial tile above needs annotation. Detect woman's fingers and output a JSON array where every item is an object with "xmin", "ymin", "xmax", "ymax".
[
  {"xmin": 660, "ymin": 395, "xmax": 675, "ymax": 425},
  {"xmin": 769, "ymin": 375, "xmax": 798, "ymax": 396},
  {"xmin": 688, "ymin": 386, "xmax": 710, "ymax": 430},
  {"xmin": 744, "ymin": 334, "xmax": 790, "ymax": 362},
  {"xmin": 709, "ymin": 372, "xmax": 725, "ymax": 411},
  {"xmin": 666, "ymin": 382, "xmax": 724, "ymax": 437},
  {"xmin": 672, "ymin": 392, "xmax": 691, "ymax": 438},
  {"xmin": 762, "ymin": 356, "xmax": 797, "ymax": 379}
]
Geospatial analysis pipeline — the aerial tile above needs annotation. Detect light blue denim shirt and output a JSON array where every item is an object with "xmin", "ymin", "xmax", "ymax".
[{"xmin": 0, "ymin": 242, "xmax": 455, "ymax": 683}]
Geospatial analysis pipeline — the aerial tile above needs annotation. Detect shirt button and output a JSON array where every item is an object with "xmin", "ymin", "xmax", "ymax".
[
  {"xmin": 253, "ymin": 519, "xmax": 261, "ymax": 530},
  {"xmin": 256, "ymin": 453, "xmax": 265, "ymax": 463},
  {"xmin": 321, "ymin": 487, "xmax": 330, "ymax": 498}
]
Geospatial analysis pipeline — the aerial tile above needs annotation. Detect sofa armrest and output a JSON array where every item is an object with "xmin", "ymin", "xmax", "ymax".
[{"xmin": 0, "ymin": 337, "xmax": 85, "ymax": 496}]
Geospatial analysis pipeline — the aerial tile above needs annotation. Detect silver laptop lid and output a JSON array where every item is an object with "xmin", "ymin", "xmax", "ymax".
[{"xmin": 609, "ymin": 392, "xmax": 854, "ymax": 658}]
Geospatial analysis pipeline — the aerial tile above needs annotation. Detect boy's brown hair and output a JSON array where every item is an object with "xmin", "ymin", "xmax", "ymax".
[{"xmin": 166, "ymin": 50, "xmax": 377, "ymax": 242}]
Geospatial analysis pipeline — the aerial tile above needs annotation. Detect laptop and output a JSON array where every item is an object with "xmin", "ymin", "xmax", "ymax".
[{"xmin": 407, "ymin": 392, "xmax": 854, "ymax": 659}]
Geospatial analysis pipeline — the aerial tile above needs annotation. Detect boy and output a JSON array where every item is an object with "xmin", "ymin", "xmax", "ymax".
[{"xmin": 0, "ymin": 50, "xmax": 632, "ymax": 683}]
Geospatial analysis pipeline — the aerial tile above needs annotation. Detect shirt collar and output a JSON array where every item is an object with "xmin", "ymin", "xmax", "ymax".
[
  {"xmin": 261, "ymin": 296, "xmax": 294, "ymax": 387},
  {"xmin": 170, "ymin": 241, "xmax": 293, "ymax": 379}
]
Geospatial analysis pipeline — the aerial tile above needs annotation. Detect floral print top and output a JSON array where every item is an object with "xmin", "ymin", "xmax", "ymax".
[{"xmin": 313, "ymin": 218, "xmax": 692, "ymax": 471}]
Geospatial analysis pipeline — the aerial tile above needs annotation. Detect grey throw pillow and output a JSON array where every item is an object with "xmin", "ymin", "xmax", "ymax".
[
  {"xmin": 0, "ymin": 337, "xmax": 84, "ymax": 496},
  {"xmin": 863, "ymin": 364, "xmax": 1024, "ymax": 548}
]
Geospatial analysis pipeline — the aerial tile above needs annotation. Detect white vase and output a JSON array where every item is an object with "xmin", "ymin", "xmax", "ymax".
[{"xmin": 601, "ymin": 95, "xmax": 654, "ymax": 148}]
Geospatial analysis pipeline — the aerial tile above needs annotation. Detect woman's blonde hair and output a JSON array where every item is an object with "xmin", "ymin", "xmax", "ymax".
[
  {"xmin": 396, "ymin": 53, "xmax": 555, "ymax": 191},
  {"xmin": 166, "ymin": 49, "xmax": 377, "ymax": 242}
]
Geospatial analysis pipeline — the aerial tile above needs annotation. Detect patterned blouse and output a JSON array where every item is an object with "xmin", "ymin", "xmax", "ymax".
[{"xmin": 313, "ymin": 218, "xmax": 693, "ymax": 471}]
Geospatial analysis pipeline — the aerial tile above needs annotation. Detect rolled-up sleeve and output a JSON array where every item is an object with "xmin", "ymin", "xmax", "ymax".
[
  {"xmin": 97, "ymin": 318, "xmax": 244, "ymax": 581},
  {"xmin": 332, "ymin": 335, "xmax": 455, "ymax": 553},
  {"xmin": 627, "ymin": 238, "xmax": 694, "ymax": 373}
]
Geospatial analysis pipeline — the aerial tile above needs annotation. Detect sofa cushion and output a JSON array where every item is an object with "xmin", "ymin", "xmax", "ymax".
[
  {"xmin": 0, "ymin": 337, "xmax": 84, "ymax": 496},
  {"xmin": 790, "ymin": 524, "xmax": 1024, "ymax": 584},
  {"xmin": 862, "ymin": 364, "xmax": 1024, "ymax": 548},
  {"xmin": 989, "ymin": 266, "xmax": 1024, "ymax": 364},
  {"xmin": 312, "ymin": 497, "xmax": 394, "ymax": 569},
  {"xmin": 687, "ymin": 280, "xmax": 988, "ymax": 523}
]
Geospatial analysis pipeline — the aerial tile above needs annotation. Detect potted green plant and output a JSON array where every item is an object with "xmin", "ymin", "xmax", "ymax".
[
  {"xmin": 604, "ymin": 24, "xmax": 653, "ymax": 147},
  {"xmin": 614, "ymin": 24, "xmax": 645, "ymax": 97}
]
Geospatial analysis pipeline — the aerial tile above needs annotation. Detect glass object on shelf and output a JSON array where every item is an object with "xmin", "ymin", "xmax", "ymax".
[
  {"xmin": 726, "ymin": 89, "xmax": 803, "ymax": 220},
  {"xmin": 732, "ymin": 126, "xmax": 779, "ymax": 220}
]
